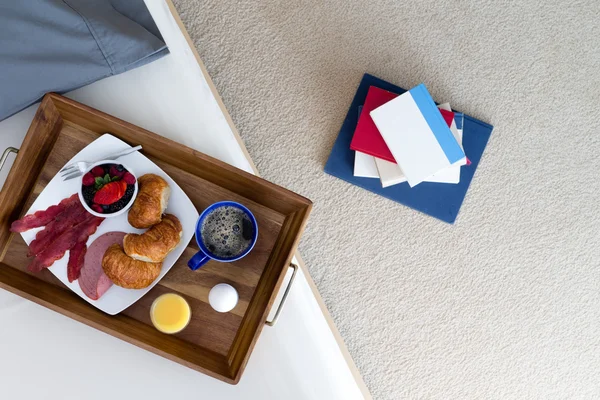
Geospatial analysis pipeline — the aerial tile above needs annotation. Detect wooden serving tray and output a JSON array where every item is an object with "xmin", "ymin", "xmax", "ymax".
[{"xmin": 0, "ymin": 94, "xmax": 311, "ymax": 384}]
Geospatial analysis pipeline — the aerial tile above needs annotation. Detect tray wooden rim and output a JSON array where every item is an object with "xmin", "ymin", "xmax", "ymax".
[{"xmin": 0, "ymin": 93, "xmax": 312, "ymax": 384}]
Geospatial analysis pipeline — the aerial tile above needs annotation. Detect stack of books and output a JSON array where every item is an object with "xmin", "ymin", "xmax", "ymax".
[
  {"xmin": 351, "ymin": 84, "xmax": 469, "ymax": 188},
  {"xmin": 324, "ymin": 74, "xmax": 493, "ymax": 223}
]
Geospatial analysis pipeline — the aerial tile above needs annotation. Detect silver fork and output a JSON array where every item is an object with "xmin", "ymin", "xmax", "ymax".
[{"xmin": 60, "ymin": 145, "xmax": 143, "ymax": 181}]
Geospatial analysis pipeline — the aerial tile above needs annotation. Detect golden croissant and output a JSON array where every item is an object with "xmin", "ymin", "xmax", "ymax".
[
  {"xmin": 128, "ymin": 174, "xmax": 170, "ymax": 229},
  {"xmin": 123, "ymin": 214, "xmax": 182, "ymax": 263},
  {"xmin": 102, "ymin": 244, "xmax": 162, "ymax": 289}
]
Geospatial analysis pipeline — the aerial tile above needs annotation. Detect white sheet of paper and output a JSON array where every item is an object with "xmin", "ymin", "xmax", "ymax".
[{"xmin": 353, "ymin": 151, "xmax": 379, "ymax": 178}]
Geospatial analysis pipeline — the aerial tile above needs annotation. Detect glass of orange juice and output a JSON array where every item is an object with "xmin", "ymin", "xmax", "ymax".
[{"xmin": 150, "ymin": 293, "xmax": 191, "ymax": 334}]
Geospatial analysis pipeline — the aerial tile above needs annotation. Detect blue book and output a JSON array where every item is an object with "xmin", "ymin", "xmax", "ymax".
[{"xmin": 324, "ymin": 74, "xmax": 493, "ymax": 224}]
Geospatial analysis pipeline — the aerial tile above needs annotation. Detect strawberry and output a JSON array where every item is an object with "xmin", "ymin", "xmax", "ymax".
[
  {"xmin": 82, "ymin": 172, "xmax": 95, "ymax": 186},
  {"xmin": 93, "ymin": 180, "xmax": 127, "ymax": 205},
  {"xmin": 91, "ymin": 204, "xmax": 104, "ymax": 214},
  {"xmin": 91, "ymin": 166, "xmax": 105, "ymax": 177},
  {"xmin": 123, "ymin": 172, "xmax": 136, "ymax": 185}
]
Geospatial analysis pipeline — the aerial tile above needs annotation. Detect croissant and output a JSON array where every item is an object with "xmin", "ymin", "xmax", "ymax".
[
  {"xmin": 102, "ymin": 244, "xmax": 162, "ymax": 289},
  {"xmin": 128, "ymin": 174, "xmax": 170, "ymax": 229},
  {"xmin": 123, "ymin": 214, "xmax": 182, "ymax": 263}
]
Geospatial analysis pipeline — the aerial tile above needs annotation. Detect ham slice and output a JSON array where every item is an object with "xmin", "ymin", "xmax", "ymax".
[
  {"xmin": 28, "ymin": 201, "xmax": 87, "ymax": 257},
  {"xmin": 96, "ymin": 274, "xmax": 114, "ymax": 300},
  {"xmin": 67, "ymin": 241, "xmax": 87, "ymax": 283},
  {"xmin": 28, "ymin": 214, "xmax": 104, "ymax": 273},
  {"xmin": 10, "ymin": 194, "xmax": 79, "ymax": 233},
  {"xmin": 79, "ymin": 232, "xmax": 126, "ymax": 300}
]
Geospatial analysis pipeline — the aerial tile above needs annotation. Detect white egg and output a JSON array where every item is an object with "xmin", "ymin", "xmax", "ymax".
[{"xmin": 208, "ymin": 283, "xmax": 239, "ymax": 313}]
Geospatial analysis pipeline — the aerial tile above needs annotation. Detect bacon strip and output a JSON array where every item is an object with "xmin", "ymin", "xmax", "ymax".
[
  {"xmin": 28, "ymin": 202, "xmax": 87, "ymax": 257},
  {"xmin": 28, "ymin": 215, "xmax": 104, "ymax": 273},
  {"xmin": 10, "ymin": 194, "xmax": 79, "ymax": 233},
  {"xmin": 67, "ymin": 241, "xmax": 88, "ymax": 283}
]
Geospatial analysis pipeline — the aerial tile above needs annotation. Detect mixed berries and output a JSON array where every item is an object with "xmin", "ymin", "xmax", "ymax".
[{"xmin": 82, "ymin": 164, "xmax": 136, "ymax": 214}]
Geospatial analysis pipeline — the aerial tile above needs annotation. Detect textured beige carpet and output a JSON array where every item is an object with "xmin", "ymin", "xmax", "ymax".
[{"xmin": 173, "ymin": 1, "xmax": 600, "ymax": 398}]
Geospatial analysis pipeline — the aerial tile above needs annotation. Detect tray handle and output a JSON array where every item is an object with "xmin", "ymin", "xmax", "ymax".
[
  {"xmin": 0, "ymin": 147, "xmax": 19, "ymax": 172},
  {"xmin": 265, "ymin": 262, "xmax": 298, "ymax": 327}
]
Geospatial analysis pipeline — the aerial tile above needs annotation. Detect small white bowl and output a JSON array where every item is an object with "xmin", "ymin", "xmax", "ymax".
[{"xmin": 78, "ymin": 159, "xmax": 138, "ymax": 218}]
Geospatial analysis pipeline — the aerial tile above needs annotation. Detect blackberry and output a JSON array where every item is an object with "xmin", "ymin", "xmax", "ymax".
[
  {"xmin": 107, "ymin": 184, "xmax": 135, "ymax": 213},
  {"xmin": 125, "ymin": 184, "xmax": 134, "ymax": 198},
  {"xmin": 116, "ymin": 164, "xmax": 124, "ymax": 172},
  {"xmin": 82, "ymin": 186, "xmax": 95, "ymax": 205}
]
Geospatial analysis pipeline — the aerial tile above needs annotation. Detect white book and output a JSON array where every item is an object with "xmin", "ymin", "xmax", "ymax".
[
  {"xmin": 353, "ymin": 151, "xmax": 379, "ymax": 178},
  {"xmin": 374, "ymin": 157, "xmax": 406, "ymax": 187},
  {"xmin": 370, "ymin": 84, "xmax": 466, "ymax": 187},
  {"xmin": 376, "ymin": 103, "xmax": 464, "ymax": 187},
  {"xmin": 425, "ymin": 104, "xmax": 463, "ymax": 184},
  {"xmin": 437, "ymin": 102, "xmax": 451, "ymax": 111}
]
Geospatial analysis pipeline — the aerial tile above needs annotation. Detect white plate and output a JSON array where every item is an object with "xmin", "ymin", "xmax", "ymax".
[{"xmin": 19, "ymin": 134, "xmax": 199, "ymax": 315}]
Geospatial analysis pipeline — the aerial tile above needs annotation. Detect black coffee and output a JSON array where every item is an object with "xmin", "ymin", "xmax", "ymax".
[{"xmin": 200, "ymin": 205, "xmax": 254, "ymax": 259}]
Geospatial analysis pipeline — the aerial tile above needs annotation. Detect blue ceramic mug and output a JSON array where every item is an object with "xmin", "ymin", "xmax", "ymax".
[{"xmin": 188, "ymin": 201, "xmax": 258, "ymax": 271}]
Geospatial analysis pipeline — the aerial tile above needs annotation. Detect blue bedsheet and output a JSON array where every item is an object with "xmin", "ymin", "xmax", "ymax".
[{"xmin": 0, "ymin": 0, "xmax": 168, "ymax": 121}]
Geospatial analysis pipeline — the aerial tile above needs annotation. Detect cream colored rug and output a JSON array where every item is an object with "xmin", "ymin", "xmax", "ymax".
[{"xmin": 173, "ymin": 1, "xmax": 600, "ymax": 398}]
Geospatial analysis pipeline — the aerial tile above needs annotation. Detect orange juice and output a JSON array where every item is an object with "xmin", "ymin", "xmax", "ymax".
[{"xmin": 150, "ymin": 293, "xmax": 191, "ymax": 334}]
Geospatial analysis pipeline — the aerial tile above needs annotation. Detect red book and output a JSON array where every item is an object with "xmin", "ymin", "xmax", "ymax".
[{"xmin": 350, "ymin": 86, "xmax": 455, "ymax": 163}]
